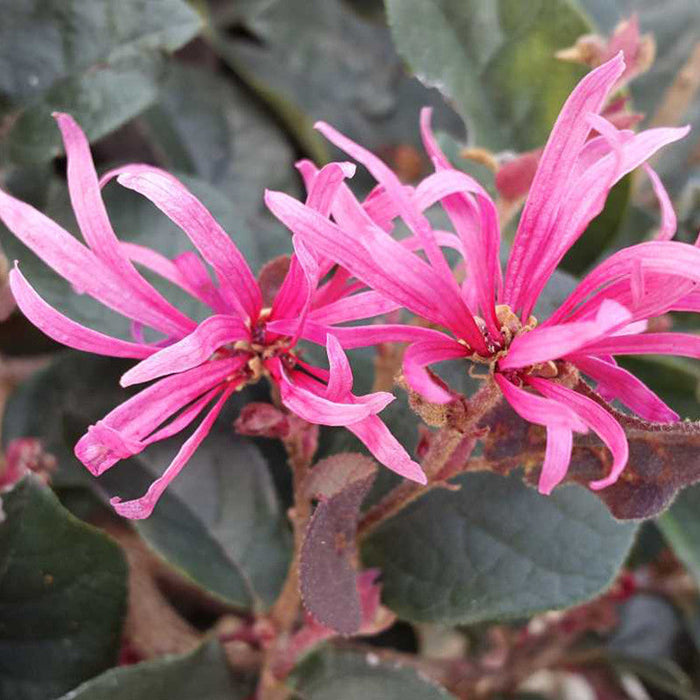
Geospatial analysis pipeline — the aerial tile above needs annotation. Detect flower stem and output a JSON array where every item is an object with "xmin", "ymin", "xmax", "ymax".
[
  {"xmin": 259, "ymin": 424, "xmax": 316, "ymax": 699},
  {"xmin": 358, "ymin": 379, "xmax": 501, "ymax": 540}
]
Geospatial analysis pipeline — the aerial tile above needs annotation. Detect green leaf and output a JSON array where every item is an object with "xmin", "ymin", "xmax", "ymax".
[
  {"xmin": 140, "ymin": 62, "xmax": 302, "ymax": 218},
  {"xmin": 0, "ymin": 476, "xmax": 127, "ymax": 700},
  {"xmin": 290, "ymin": 648, "xmax": 455, "ymax": 699},
  {"xmin": 98, "ymin": 424, "xmax": 293, "ymax": 610},
  {"xmin": 658, "ymin": 483, "xmax": 700, "ymax": 584},
  {"xmin": 56, "ymin": 640, "xmax": 252, "ymax": 700},
  {"xmin": 213, "ymin": 0, "xmax": 464, "ymax": 162},
  {"xmin": 0, "ymin": 0, "xmax": 201, "ymax": 163},
  {"xmin": 5, "ymin": 50, "xmax": 165, "ymax": 165},
  {"xmin": 3, "ymin": 353, "xmax": 292, "ymax": 610},
  {"xmin": 386, "ymin": 0, "xmax": 590, "ymax": 151},
  {"xmin": 363, "ymin": 471, "xmax": 637, "ymax": 624}
]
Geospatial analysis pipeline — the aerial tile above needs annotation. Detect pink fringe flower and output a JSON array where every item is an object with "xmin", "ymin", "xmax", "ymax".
[
  {"xmin": 265, "ymin": 53, "xmax": 698, "ymax": 496},
  {"xmin": 0, "ymin": 116, "xmax": 425, "ymax": 518}
]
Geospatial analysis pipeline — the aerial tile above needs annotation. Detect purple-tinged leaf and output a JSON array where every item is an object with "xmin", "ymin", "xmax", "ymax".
[
  {"xmin": 480, "ymin": 384, "xmax": 700, "ymax": 520},
  {"xmin": 300, "ymin": 453, "xmax": 377, "ymax": 635}
]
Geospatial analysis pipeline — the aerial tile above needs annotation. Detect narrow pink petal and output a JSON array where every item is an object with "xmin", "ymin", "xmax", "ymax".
[
  {"xmin": 548, "ymin": 241, "xmax": 700, "ymax": 325},
  {"xmin": 571, "ymin": 354, "xmax": 678, "ymax": 423},
  {"xmin": 75, "ymin": 358, "xmax": 244, "ymax": 475},
  {"xmin": 173, "ymin": 251, "xmax": 228, "ymax": 313},
  {"xmin": 504, "ymin": 54, "xmax": 625, "ymax": 311},
  {"xmin": 419, "ymin": 109, "xmax": 502, "ymax": 335},
  {"xmin": 347, "ymin": 415, "xmax": 427, "ymax": 484},
  {"xmin": 117, "ymin": 171, "xmax": 261, "ymax": 321},
  {"xmin": 111, "ymin": 385, "xmax": 234, "ymax": 519},
  {"xmin": 309, "ymin": 291, "xmax": 401, "ymax": 325},
  {"xmin": 576, "ymin": 332, "xmax": 700, "ymax": 360},
  {"xmin": 362, "ymin": 184, "xmax": 403, "ymax": 232},
  {"xmin": 122, "ymin": 243, "xmax": 227, "ymax": 314},
  {"xmin": 401, "ymin": 230, "xmax": 464, "ymax": 255},
  {"xmin": 538, "ymin": 426, "xmax": 573, "ymax": 495},
  {"xmin": 295, "ymin": 159, "xmax": 317, "ymax": 194},
  {"xmin": 324, "ymin": 334, "xmax": 354, "ymax": 400},
  {"xmin": 643, "ymin": 164, "xmax": 676, "ymax": 240},
  {"xmin": 265, "ymin": 190, "xmax": 486, "ymax": 351},
  {"xmin": 500, "ymin": 300, "xmax": 632, "ymax": 370},
  {"xmin": 270, "ymin": 256, "xmax": 306, "ymax": 321},
  {"xmin": 515, "ymin": 113, "xmax": 626, "ymax": 319},
  {"xmin": 278, "ymin": 368, "xmax": 392, "ymax": 426},
  {"xmin": 54, "ymin": 114, "xmax": 194, "ymax": 336},
  {"xmin": 0, "ymin": 187, "xmax": 192, "ymax": 336},
  {"xmin": 494, "ymin": 374, "xmax": 588, "ymax": 432},
  {"xmin": 9, "ymin": 266, "xmax": 154, "ymax": 359},
  {"xmin": 402, "ymin": 337, "xmax": 468, "ymax": 404},
  {"xmin": 673, "ymin": 289, "xmax": 700, "ymax": 313},
  {"xmin": 306, "ymin": 161, "xmax": 356, "ymax": 216},
  {"xmin": 270, "ymin": 235, "xmax": 320, "ymax": 345},
  {"xmin": 144, "ymin": 386, "xmax": 226, "ymax": 445},
  {"xmin": 99, "ymin": 163, "xmax": 182, "ymax": 190},
  {"xmin": 267, "ymin": 318, "xmax": 451, "ymax": 349},
  {"xmin": 122, "ymin": 243, "xmax": 199, "ymax": 296},
  {"xmin": 120, "ymin": 315, "xmax": 249, "ymax": 387},
  {"xmin": 519, "ymin": 124, "xmax": 689, "ymax": 317},
  {"xmin": 529, "ymin": 377, "xmax": 628, "ymax": 490},
  {"xmin": 315, "ymin": 121, "xmax": 459, "ymax": 293}
]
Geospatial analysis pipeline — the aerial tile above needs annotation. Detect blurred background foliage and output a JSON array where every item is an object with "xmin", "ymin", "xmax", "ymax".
[{"xmin": 0, "ymin": 1, "xmax": 699, "ymax": 698}]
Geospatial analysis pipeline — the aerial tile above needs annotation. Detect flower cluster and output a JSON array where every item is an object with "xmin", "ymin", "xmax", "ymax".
[
  {"xmin": 265, "ymin": 53, "xmax": 699, "ymax": 496},
  {"xmin": 0, "ymin": 115, "xmax": 424, "ymax": 518},
  {"xmin": 2, "ymin": 53, "xmax": 697, "ymax": 513}
]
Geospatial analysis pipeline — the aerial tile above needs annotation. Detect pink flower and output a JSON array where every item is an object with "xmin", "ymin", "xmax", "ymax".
[
  {"xmin": 1, "ymin": 115, "xmax": 426, "ymax": 518},
  {"xmin": 264, "ymin": 53, "xmax": 698, "ymax": 496}
]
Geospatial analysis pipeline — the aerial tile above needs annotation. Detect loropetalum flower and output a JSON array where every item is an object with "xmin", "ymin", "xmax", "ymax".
[
  {"xmin": 265, "ymin": 53, "xmax": 700, "ymax": 496},
  {"xmin": 0, "ymin": 115, "xmax": 425, "ymax": 518}
]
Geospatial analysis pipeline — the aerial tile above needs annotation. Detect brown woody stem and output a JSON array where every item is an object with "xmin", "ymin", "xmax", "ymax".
[
  {"xmin": 259, "ymin": 425, "xmax": 315, "ymax": 699},
  {"xmin": 358, "ymin": 379, "xmax": 501, "ymax": 541}
]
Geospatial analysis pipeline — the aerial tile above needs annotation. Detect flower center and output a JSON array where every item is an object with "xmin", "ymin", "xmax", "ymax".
[
  {"xmin": 226, "ymin": 309, "xmax": 296, "ymax": 382},
  {"xmin": 460, "ymin": 304, "xmax": 557, "ymax": 379}
]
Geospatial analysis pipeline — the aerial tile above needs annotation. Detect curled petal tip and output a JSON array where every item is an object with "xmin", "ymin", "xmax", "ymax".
[
  {"xmin": 588, "ymin": 474, "xmax": 620, "ymax": 491},
  {"xmin": 412, "ymin": 467, "xmax": 428, "ymax": 486},
  {"xmin": 110, "ymin": 496, "xmax": 155, "ymax": 520}
]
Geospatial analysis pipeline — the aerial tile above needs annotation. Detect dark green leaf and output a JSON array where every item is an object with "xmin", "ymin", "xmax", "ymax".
[
  {"xmin": 290, "ymin": 648, "xmax": 455, "ymax": 699},
  {"xmin": 658, "ymin": 483, "xmax": 700, "ymax": 584},
  {"xmin": 56, "ymin": 640, "xmax": 252, "ymax": 700},
  {"xmin": 0, "ymin": 476, "xmax": 127, "ymax": 700},
  {"xmin": 386, "ymin": 0, "xmax": 590, "ymax": 150},
  {"xmin": 0, "ymin": 0, "xmax": 201, "ymax": 162},
  {"xmin": 5, "ymin": 50, "xmax": 165, "ymax": 165},
  {"xmin": 140, "ymin": 62, "xmax": 302, "ymax": 222},
  {"xmin": 4, "ymin": 353, "xmax": 292, "ymax": 610},
  {"xmin": 363, "ymin": 471, "xmax": 636, "ymax": 624},
  {"xmin": 99, "ymin": 425, "xmax": 293, "ymax": 610},
  {"xmin": 213, "ymin": 0, "xmax": 464, "ymax": 165}
]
